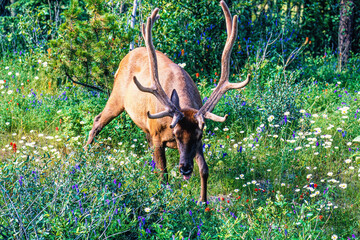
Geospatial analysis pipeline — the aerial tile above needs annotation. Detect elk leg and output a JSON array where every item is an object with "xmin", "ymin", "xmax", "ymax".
[
  {"xmin": 85, "ymin": 102, "xmax": 124, "ymax": 149},
  {"xmin": 195, "ymin": 143, "xmax": 209, "ymax": 203},
  {"xmin": 152, "ymin": 141, "xmax": 168, "ymax": 183}
]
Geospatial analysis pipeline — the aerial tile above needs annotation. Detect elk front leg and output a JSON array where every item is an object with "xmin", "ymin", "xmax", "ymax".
[
  {"xmin": 152, "ymin": 141, "xmax": 168, "ymax": 183},
  {"xmin": 195, "ymin": 143, "xmax": 209, "ymax": 203}
]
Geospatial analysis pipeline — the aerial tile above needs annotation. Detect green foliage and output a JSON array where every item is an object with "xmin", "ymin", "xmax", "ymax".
[{"xmin": 50, "ymin": 0, "xmax": 132, "ymax": 91}]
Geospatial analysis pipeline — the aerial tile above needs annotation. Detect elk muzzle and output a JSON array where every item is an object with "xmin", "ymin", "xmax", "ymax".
[{"xmin": 179, "ymin": 163, "xmax": 193, "ymax": 180}]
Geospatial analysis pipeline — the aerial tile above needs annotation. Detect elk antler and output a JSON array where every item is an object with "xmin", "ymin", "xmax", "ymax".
[
  {"xmin": 133, "ymin": 8, "xmax": 184, "ymax": 128},
  {"xmin": 195, "ymin": 1, "xmax": 250, "ymax": 125}
]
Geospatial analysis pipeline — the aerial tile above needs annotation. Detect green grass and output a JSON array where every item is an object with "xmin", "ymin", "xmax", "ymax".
[{"xmin": 1, "ymin": 53, "xmax": 360, "ymax": 239}]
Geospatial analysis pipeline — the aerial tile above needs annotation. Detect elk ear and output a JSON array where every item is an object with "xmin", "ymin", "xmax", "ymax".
[{"xmin": 170, "ymin": 89, "xmax": 180, "ymax": 109}]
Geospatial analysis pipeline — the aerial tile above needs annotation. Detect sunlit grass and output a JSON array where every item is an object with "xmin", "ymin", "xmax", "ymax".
[{"xmin": 1, "ymin": 53, "xmax": 360, "ymax": 239}]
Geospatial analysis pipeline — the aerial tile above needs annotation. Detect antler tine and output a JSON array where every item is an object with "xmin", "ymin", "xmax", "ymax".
[
  {"xmin": 196, "ymin": 1, "xmax": 250, "ymax": 121},
  {"xmin": 220, "ymin": 0, "xmax": 232, "ymax": 40},
  {"xmin": 134, "ymin": 8, "xmax": 184, "ymax": 127},
  {"xmin": 141, "ymin": 8, "xmax": 160, "ymax": 39}
]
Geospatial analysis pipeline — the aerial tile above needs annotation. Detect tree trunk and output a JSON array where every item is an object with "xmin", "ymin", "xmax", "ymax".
[
  {"xmin": 338, "ymin": 0, "xmax": 355, "ymax": 71},
  {"xmin": 10, "ymin": 0, "xmax": 16, "ymax": 17},
  {"xmin": 129, "ymin": 0, "xmax": 138, "ymax": 51}
]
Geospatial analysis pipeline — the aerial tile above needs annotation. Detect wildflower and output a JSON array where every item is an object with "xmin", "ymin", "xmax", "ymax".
[
  {"xmin": 339, "ymin": 183, "xmax": 347, "ymax": 189},
  {"xmin": 234, "ymin": 189, "xmax": 239, "ymax": 192},
  {"xmin": 339, "ymin": 106, "xmax": 349, "ymax": 114},
  {"xmin": 144, "ymin": 207, "xmax": 151, "ymax": 213},
  {"xmin": 284, "ymin": 111, "xmax": 290, "ymax": 116},
  {"xmin": 345, "ymin": 159, "xmax": 351, "ymax": 163},
  {"xmin": 327, "ymin": 172, "xmax": 333, "ymax": 176},
  {"xmin": 35, "ymin": 76, "xmax": 39, "ymax": 80},
  {"xmin": 267, "ymin": 115, "xmax": 274, "ymax": 122},
  {"xmin": 178, "ymin": 63, "xmax": 186, "ymax": 68},
  {"xmin": 331, "ymin": 234, "xmax": 338, "ymax": 240},
  {"xmin": 223, "ymin": 127, "xmax": 229, "ymax": 131},
  {"xmin": 300, "ymin": 109, "xmax": 306, "ymax": 113},
  {"xmin": 314, "ymin": 128, "xmax": 321, "ymax": 134},
  {"xmin": 196, "ymin": 73, "xmax": 199, "ymax": 78},
  {"xmin": 205, "ymin": 207, "xmax": 210, "ymax": 212}
]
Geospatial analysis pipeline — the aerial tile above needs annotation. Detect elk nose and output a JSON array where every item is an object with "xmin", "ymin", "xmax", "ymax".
[{"xmin": 179, "ymin": 165, "xmax": 192, "ymax": 176}]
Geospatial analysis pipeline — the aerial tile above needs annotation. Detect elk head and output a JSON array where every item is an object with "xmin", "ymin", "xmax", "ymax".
[{"xmin": 134, "ymin": 1, "xmax": 250, "ymax": 180}]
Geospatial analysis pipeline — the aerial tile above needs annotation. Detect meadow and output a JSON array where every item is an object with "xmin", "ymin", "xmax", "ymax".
[{"xmin": 0, "ymin": 47, "xmax": 360, "ymax": 239}]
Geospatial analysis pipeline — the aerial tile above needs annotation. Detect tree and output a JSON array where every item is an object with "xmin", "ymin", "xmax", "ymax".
[{"xmin": 338, "ymin": 0, "xmax": 355, "ymax": 71}]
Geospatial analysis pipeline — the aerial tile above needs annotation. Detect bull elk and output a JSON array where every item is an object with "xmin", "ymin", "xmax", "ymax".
[{"xmin": 85, "ymin": 1, "xmax": 250, "ymax": 202}]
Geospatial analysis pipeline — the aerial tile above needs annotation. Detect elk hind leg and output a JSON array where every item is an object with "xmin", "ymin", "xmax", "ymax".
[{"xmin": 85, "ymin": 102, "xmax": 124, "ymax": 149}]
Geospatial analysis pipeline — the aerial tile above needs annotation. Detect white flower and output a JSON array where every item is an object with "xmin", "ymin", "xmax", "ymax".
[
  {"xmin": 300, "ymin": 109, "xmax": 306, "ymax": 113},
  {"xmin": 314, "ymin": 128, "xmax": 321, "ymax": 134},
  {"xmin": 339, "ymin": 106, "xmax": 349, "ymax": 114},
  {"xmin": 8, "ymin": 72, "xmax": 12, "ymax": 75},
  {"xmin": 35, "ymin": 76, "xmax": 39, "ymax": 80},
  {"xmin": 0, "ymin": 80, "xmax": 5, "ymax": 84},
  {"xmin": 223, "ymin": 127, "xmax": 229, "ymax": 131},
  {"xmin": 331, "ymin": 235, "xmax": 338, "ymax": 240},
  {"xmin": 345, "ymin": 159, "xmax": 351, "ymax": 164},
  {"xmin": 178, "ymin": 63, "xmax": 186, "ymax": 68},
  {"xmin": 214, "ymin": 127, "xmax": 219, "ymax": 131},
  {"xmin": 267, "ymin": 115, "xmax": 274, "ymax": 122},
  {"xmin": 144, "ymin": 207, "xmax": 151, "ymax": 213},
  {"xmin": 5, "ymin": 66, "xmax": 9, "ymax": 70},
  {"xmin": 240, "ymin": 174, "xmax": 244, "ymax": 179},
  {"xmin": 7, "ymin": 90, "xmax": 13, "ymax": 94},
  {"xmin": 284, "ymin": 111, "xmax": 290, "ymax": 116},
  {"xmin": 339, "ymin": 183, "xmax": 347, "ymax": 189},
  {"xmin": 5, "ymin": 122, "xmax": 10, "ymax": 125},
  {"xmin": 42, "ymin": 62, "xmax": 48, "ymax": 67},
  {"xmin": 313, "ymin": 114, "xmax": 319, "ymax": 118},
  {"xmin": 327, "ymin": 172, "xmax": 333, "ymax": 176},
  {"xmin": 306, "ymin": 174, "xmax": 312, "ymax": 179},
  {"xmin": 80, "ymin": 121, "xmax": 85, "ymax": 125},
  {"xmin": 234, "ymin": 189, "xmax": 239, "ymax": 192}
]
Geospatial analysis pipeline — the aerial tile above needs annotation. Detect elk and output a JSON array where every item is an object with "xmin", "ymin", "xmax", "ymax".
[{"xmin": 85, "ymin": 1, "xmax": 250, "ymax": 202}]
